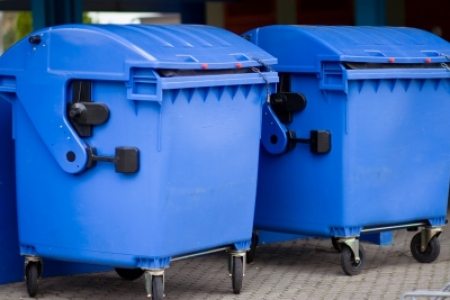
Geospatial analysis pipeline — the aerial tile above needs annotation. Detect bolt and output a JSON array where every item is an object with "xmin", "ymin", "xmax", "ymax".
[{"xmin": 28, "ymin": 35, "xmax": 41, "ymax": 45}]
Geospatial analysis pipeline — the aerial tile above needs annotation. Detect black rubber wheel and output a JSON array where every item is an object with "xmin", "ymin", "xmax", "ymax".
[
  {"xmin": 410, "ymin": 233, "xmax": 440, "ymax": 263},
  {"xmin": 331, "ymin": 237, "xmax": 342, "ymax": 252},
  {"xmin": 152, "ymin": 275, "xmax": 164, "ymax": 300},
  {"xmin": 246, "ymin": 233, "xmax": 259, "ymax": 263},
  {"xmin": 115, "ymin": 268, "xmax": 144, "ymax": 281},
  {"xmin": 340, "ymin": 244, "xmax": 365, "ymax": 276},
  {"xmin": 231, "ymin": 256, "xmax": 243, "ymax": 294},
  {"xmin": 25, "ymin": 262, "xmax": 39, "ymax": 297}
]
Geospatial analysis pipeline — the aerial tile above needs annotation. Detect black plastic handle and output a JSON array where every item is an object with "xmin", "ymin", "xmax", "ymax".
[
  {"xmin": 287, "ymin": 130, "xmax": 331, "ymax": 154},
  {"xmin": 87, "ymin": 147, "xmax": 140, "ymax": 174}
]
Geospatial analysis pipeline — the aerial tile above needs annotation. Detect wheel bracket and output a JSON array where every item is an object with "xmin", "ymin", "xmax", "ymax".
[
  {"xmin": 339, "ymin": 237, "xmax": 360, "ymax": 263},
  {"xmin": 24, "ymin": 256, "xmax": 43, "ymax": 279},
  {"xmin": 229, "ymin": 251, "xmax": 246, "ymax": 277},
  {"xmin": 420, "ymin": 227, "xmax": 442, "ymax": 252},
  {"xmin": 144, "ymin": 269, "xmax": 165, "ymax": 298}
]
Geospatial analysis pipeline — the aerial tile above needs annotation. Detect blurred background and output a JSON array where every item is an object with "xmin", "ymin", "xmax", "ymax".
[{"xmin": 0, "ymin": 0, "xmax": 448, "ymax": 53}]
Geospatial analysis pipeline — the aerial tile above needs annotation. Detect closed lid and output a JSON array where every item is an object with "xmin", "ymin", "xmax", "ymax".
[
  {"xmin": 246, "ymin": 25, "xmax": 450, "ymax": 72},
  {"xmin": 1, "ymin": 24, "xmax": 276, "ymax": 73}
]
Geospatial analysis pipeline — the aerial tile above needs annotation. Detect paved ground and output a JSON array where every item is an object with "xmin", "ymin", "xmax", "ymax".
[{"xmin": 0, "ymin": 223, "xmax": 449, "ymax": 300}]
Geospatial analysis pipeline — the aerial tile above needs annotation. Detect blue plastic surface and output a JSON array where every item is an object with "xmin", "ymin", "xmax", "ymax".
[
  {"xmin": 248, "ymin": 25, "xmax": 450, "ymax": 238},
  {"xmin": 0, "ymin": 25, "xmax": 277, "ymax": 270},
  {"xmin": 0, "ymin": 100, "xmax": 21, "ymax": 284},
  {"xmin": 0, "ymin": 24, "xmax": 276, "ymax": 175},
  {"xmin": 0, "ymin": 101, "xmax": 107, "ymax": 284},
  {"xmin": 247, "ymin": 25, "xmax": 450, "ymax": 71}
]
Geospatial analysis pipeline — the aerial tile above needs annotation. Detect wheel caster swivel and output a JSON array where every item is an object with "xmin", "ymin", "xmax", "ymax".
[
  {"xmin": 229, "ymin": 251, "xmax": 246, "ymax": 294},
  {"xmin": 144, "ymin": 270, "xmax": 165, "ymax": 299},
  {"xmin": 24, "ymin": 256, "xmax": 42, "ymax": 298},
  {"xmin": 337, "ymin": 237, "xmax": 365, "ymax": 276},
  {"xmin": 410, "ymin": 227, "xmax": 442, "ymax": 263}
]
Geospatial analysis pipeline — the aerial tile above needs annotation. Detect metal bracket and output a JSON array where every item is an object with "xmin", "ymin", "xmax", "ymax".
[
  {"xmin": 229, "ymin": 251, "xmax": 246, "ymax": 277},
  {"xmin": 339, "ymin": 237, "xmax": 360, "ymax": 263},
  {"xmin": 261, "ymin": 103, "xmax": 289, "ymax": 154},
  {"xmin": 144, "ymin": 269, "xmax": 165, "ymax": 298},
  {"xmin": 261, "ymin": 102, "xmax": 331, "ymax": 155},
  {"xmin": 24, "ymin": 256, "xmax": 41, "ymax": 264},
  {"xmin": 24, "ymin": 256, "xmax": 43, "ymax": 279},
  {"xmin": 420, "ymin": 227, "xmax": 443, "ymax": 252}
]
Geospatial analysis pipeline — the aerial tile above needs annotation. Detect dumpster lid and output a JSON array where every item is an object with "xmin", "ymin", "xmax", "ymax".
[
  {"xmin": 14, "ymin": 24, "xmax": 276, "ymax": 72},
  {"xmin": 246, "ymin": 25, "xmax": 450, "ymax": 72}
]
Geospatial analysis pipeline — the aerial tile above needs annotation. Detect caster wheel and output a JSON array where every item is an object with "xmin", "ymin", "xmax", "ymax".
[
  {"xmin": 246, "ymin": 233, "xmax": 259, "ymax": 263},
  {"xmin": 340, "ymin": 244, "xmax": 365, "ymax": 276},
  {"xmin": 231, "ymin": 256, "xmax": 243, "ymax": 294},
  {"xmin": 331, "ymin": 237, "xmax": 342, "ymax": 252},
  {"xmin": 410, "ymin": 233, "xmax": 440, "ymax": 263},
  {"xmin": 25, "ymin": 262, "xmax": 40, "ymax": 297},
  {"xmin": 115, "ymin": 268, "xmax": 144, "ymax": 281},
  {"xmin": 152, "ymin": 275, "xmax": 164, "ymax": 300}
]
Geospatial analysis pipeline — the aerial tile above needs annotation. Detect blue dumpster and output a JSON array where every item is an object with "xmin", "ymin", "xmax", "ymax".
[
  {"xmin": 0, "ymin": 24, "xmax": 277, "ymax": 298},
  {"xmin": 246, "ymin": 25, "xmax": 450, "ymax": 275}
]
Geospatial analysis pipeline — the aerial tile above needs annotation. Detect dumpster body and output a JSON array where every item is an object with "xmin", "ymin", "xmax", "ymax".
[
  {"xmin": 246, "ymin": 25, "xmax": 450, "ymax": 275},
  {"xmin": 0, "ymin": 24, "xmax": 277, "ymax": 297}
]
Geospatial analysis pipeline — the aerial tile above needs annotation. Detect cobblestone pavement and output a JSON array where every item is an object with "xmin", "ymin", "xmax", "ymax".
[{"xmin": 0, "ymin": 224, "xmax": 449, "ymax": 300}]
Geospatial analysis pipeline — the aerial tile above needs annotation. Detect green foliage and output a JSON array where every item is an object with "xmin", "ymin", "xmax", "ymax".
[
  {"xmin": 2, "ymin": 29, "xmax": 16, "ymax": 51},
  {"xmin": 2, "ymin": 11, "xmax": 91, "ymax": 52},
  {"xmin": 16, "ymin": 11, "xmax": 33, "ymax": 41},
  {"xmin": 83, "ymin": 12, "xmax": 92, "ymax": 24},
  {"xmin": 2, "ymin": 11, "xmax": 32, "ymax": 51}
]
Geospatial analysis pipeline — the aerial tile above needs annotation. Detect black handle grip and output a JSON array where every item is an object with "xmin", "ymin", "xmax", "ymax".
[
  {"xmin": 86, "ymin": 147, "xmax": 139, "ymax": 174},
  {"xmin": 69, "ymin": 102, "xmax": 109, "ymax": 125},
  {"xmin": 270, "ymin": 92, "xmax": 307, "ymax": 124}
]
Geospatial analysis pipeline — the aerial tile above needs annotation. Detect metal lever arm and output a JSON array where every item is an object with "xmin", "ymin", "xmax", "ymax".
[
  {"xmin": 16, "ymin": 75, "xmax": 89, "ymax": 174},
  {"xmin": 261, "ymin": 103, "xmax": 290, "ymax": 154}
]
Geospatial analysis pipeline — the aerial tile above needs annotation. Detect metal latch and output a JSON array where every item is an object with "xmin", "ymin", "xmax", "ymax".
[
  {"xmin": 69, "ymin": 102, "xmax": 109, "ymax": 126},
  {"xmin": 66, "ymin": 81, "xmax": 139, "ymax": 174},
  {"xmin": 86, "ymin": 147, "xmax": 140, "ymax": 174},
  {"xmin": 287, "ymin": 130, "xmax": 331, "ymax": 154},
  {"xmin": 68, "ymin": 80, "xmax": 109, "ymax": 137},
  {"xmin": 269, "ymin": 92, "xmax": 306, "ymax": 124}
]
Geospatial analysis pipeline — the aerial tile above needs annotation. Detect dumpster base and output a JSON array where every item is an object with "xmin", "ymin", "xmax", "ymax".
[
  {"xmin": 249, "ymin": 221, "xmax": 446, "ymax": 276},
  {"xmin": 21, "ymin": 240, "xmax": 251, "ymax": 298}
]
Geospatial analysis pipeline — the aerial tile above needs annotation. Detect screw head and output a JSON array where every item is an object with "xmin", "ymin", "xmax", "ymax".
[{"xmin": 28, "ymin": 35, "xmax": 41, "ymax": 45}]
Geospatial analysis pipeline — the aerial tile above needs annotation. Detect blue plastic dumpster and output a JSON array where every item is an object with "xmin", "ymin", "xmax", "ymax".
[
  {"xmin": 245, "ymin": 25, "xmax": 450, "ymax": 275},
  {"xmin": 0, "ymin": 24, "xmax": 277, "ymax": 298}
]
